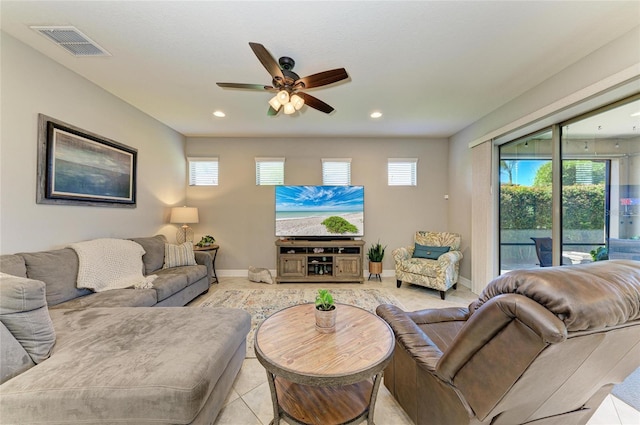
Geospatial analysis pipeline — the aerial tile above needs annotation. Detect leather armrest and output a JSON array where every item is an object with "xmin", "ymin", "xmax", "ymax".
[
  {"xmin": 376, "ymin": 304, "xmax": 443, "ymax": 372},
  {"xmin": 436, "ymin": 294, "xmax": 567, "ymax": 382},
  {"xmin": 407, "ymin": 307, "xmax": 470, "ymax": 325}
]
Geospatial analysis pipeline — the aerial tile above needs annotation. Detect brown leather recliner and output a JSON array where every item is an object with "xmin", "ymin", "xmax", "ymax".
[{"xmin": 377, "ymin": 260, "xmax": 640, "ymax": 425}]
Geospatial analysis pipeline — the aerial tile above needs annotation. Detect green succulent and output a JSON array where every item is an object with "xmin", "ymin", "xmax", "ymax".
[{"xmin": 315, "ymin": 289, "xmax": 335, "ymax": 311}]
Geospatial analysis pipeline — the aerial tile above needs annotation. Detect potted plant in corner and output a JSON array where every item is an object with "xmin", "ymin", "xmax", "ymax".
[
  {"xmin": 315, "ymin": 289, "xmax": 336, "ymax": 333},
  {"xmin": 367, "ymin": 240, "xmax": 386, "ymax": 278}
]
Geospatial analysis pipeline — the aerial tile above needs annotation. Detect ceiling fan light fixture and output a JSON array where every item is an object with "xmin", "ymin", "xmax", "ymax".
[
  {"xmin": 283, "ymin": 102, "xmax": 296, "ymax": 115},
  {"xmin": 276, "ymin": 90, "xmax": 290, "ymax": 104},
  {"xmin": 268, "ymin": 96, "xmax": 282, "ymax": 111},
  {"xmin": 291, "ymin": 94, "xmax": 304, "ymax": 110}
]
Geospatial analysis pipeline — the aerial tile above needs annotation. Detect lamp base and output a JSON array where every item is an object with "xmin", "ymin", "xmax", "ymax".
[{"xmin": 176, "ymin": 227, "xmax": 194, "ymax": 244}]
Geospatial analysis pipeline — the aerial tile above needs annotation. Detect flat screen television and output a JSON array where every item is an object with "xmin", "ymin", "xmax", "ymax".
[{"xmin": 275, "ymin": 185, "xmax": 364, "ymax": 239}]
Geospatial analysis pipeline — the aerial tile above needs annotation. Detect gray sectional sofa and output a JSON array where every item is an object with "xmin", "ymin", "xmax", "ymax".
[{"xmin": 0, "ymin": 235, "xmax": 251, "ymax": 424}]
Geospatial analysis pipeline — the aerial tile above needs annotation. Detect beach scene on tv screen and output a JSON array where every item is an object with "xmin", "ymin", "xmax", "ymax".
[{"xmin": 276, "ymin": 186, "xmax": 364, "ymax": 237}]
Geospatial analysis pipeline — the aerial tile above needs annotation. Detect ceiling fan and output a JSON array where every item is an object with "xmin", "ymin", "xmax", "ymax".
[{"xmin": 216, "ymin": 42, "xmax": 349, "ymax": 116}]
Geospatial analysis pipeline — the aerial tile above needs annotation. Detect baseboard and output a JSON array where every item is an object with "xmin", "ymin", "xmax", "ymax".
[
  {"xmin": 218, "ymin": 269, "xmax": 472, "ymax": 290},
  {"xmin": 217, "ymin": 269, "xmax": 277, "ymax": 277},
  {"xmin": 458, "ymin": 276, "xmax": 471, "ymax": 289},
  {"xmin": 218, "ymin": 269, "xmax": 396, "ymax": 278}
]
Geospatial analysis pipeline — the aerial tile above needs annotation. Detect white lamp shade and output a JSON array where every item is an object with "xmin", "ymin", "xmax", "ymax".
[
  {"xmin": 283, "ymin": 102, "xmax": 296, "ymax": 115},
  {"xmin": 170, "ymin": 207, "xmax": 199, "ymax": 224},
  {"xmin": 268, "ymin": 95, "xmax": 282, "ymax": 111},
  {"xmin": 276, "ymin": 90, "xmax": 290, "ymax": 104},
  {"xmin": 291, "ymin": 94, "xmax": 304, "ymax": 110}
]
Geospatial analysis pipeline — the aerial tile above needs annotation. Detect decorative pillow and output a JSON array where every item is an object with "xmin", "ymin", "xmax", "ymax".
[
  {"xmin": 413, "ymin": 244, "xmax": 450, "ymax": 260},
  {"xmin": 0, "ymin": 272, "xmax": 56, "ymax": 364},
  {"xmin": 163, "ymin": 242, "xmax": 197, "ymax": 269}
]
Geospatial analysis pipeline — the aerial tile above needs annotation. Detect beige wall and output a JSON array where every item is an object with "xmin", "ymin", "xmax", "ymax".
[
  {"xmin": 0, "ymin": 33, "xmax": 186, "ymax": 254},
  {"xmin": 185, "ymin": 137, "xmax": 450, "ymax": 274}
]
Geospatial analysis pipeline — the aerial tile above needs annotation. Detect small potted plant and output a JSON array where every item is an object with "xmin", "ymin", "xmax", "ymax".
[
  {"xmin": 367, "ymin": 240, "xmax": 386, "ymax": 276},
  {"xmin": 196, "ymin": 235, "xmax": 215, "ymax": 247},
  {"xmin": 315, "ymin": 289, "xmax": 336, "ymax": 333}
]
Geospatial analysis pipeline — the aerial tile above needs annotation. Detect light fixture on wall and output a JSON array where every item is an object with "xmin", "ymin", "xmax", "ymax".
[{"xmin": 170, "ymin": 206, "xmax": 199, "ymax": 244}]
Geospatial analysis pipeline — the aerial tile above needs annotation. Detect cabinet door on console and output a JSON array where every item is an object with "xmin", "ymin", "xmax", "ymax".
[
  {"xmin": 335, "ymin": 256, "xmax": 362, "ymax": 278},
  {"xmin": 279, "ymin": 255, "xmax": 306, "ymax": 277}
]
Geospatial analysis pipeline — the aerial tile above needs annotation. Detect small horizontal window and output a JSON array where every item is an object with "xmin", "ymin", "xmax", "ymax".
[
  {"xmin": 388, "ymin": 158, "xmax": 418, "ymax": 186},
  {"xmin": 322, "ymin": 158, "xmax": 351, "ymax": 185},
  {"xmin": 256, "ymin": 157, "xmax": 285, "ymax": 185},
  {"xmin": 188, "ymin": 157, "xmax": 218, "ymax": 186}
]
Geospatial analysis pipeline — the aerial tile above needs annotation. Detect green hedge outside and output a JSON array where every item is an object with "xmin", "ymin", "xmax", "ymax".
[{"xmin": 500, "ymin": 184, "xmax": 605, "ymax": 230}]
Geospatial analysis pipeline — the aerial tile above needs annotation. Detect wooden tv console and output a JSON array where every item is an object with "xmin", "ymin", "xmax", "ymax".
[{"xmin": 275, "ymin": 239, "xmax": 365, "ymax": 284}]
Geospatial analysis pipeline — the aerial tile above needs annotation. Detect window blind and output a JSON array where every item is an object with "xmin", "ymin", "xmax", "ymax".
[
  {"xmin": 255, "ymin": 157, "xmax": 285, "ymax": 185},
  {"xmin": 388, "ymin": 158, "xmax": 418, "ymax": 186},
  {"xmin": 188, "ymin": 157, "xmax": 218, "ymax": 186},
  {"xmin": 322, "ymin": 158, "xmax": 351, "ymax": 185}
]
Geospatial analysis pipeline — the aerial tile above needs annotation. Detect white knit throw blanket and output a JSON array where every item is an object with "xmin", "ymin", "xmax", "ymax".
[{"xmin": 69, "ymin": 238, "xmax": 156, "ymax": 292}]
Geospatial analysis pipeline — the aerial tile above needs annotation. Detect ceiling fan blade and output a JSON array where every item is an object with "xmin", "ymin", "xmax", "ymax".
[
  {"xmin": 217, "ymin": 82, "xmax": 274, "ymax": 91},
  {"xmin": 297, "ymin": 92, "xmax": 334, "ymax": 114},
  {"xmin": 249, "ymin": 42, "xmax": 284, "ymax": 81},
  {"xmin": 267, "ymin": 106, "xmax": 279, "ymax": 116},
  {"xmin": 296, "ymin": 68, "xmax": 348, "ymax": 89}
]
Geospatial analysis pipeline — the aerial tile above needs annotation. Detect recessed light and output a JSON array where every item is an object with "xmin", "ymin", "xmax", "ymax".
[
  {"xmin": 631, "ymin": 111, "xmax": 640, "ymax": 117},
  {"xmin": 213, "ymin": 111, "xmax": 226, "ymax": 118},
  {"xmin": 370, "ymin": 111, "xmax": 382, "ymax": 119}
]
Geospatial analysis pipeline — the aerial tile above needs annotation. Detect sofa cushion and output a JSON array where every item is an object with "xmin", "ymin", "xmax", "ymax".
[
  {"xmin": 413, "ymin": 244, "xmax": 450, "ymax": 260},
  {"xmin": 50, "ymin": 288, "xmax": 157, "ymax": 309},
  {"xmin": 0, "ymin": 322, "xmax": 36, "ymax": 384},
  {"xmin": 0, "ymin": 273, "xmax": 56, "ymax": 364},
  {"xmin": 153, "ymin": 265, "xmax": 207, "ymax": 301},
  {"xmin": 163, "ymin": 242, "xmax": 197, "ymax": 268},
  {"xmin": 398, "ymin": 258, "xmax": 439, "ymax": 278},
  {"xmin": 0, "ymin": 254, "xmax": 27, "ymax": 278},
  {"xmin": 19, "ymin": 248, "xmax": 92, "ymax": 306},
  {"xmin": 0, "ymin": 307, "xmax": 252, "ymax": 424},
  {"xmin": 130, "ymin": 235, "xmax": 167, "ymax": 274}
]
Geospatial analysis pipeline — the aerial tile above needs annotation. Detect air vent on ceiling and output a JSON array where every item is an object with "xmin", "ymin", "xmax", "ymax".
[{"xmin": 30, "ymin": 26, "xmax": 111, "ymax": 57}]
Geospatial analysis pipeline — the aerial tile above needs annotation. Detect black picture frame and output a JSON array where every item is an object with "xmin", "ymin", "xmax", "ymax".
[{"xmin": 37, "ymin": 114, "xmax": 137, "ymax": 207}]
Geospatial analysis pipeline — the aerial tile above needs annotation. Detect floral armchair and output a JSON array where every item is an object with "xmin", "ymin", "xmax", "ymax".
[{"xmin": 392, "ymin": 231, "xmax": 463, "ymax": 299}]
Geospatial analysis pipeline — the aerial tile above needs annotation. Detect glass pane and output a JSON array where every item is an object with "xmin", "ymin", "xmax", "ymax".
[
  {"xmin": 388, "ymin": 160, "xmax": 417, "ymax": 186},
  {"xmin": 562, "ymin": 98, "xmax": 640, "ymax": 263},
  {"xmin": 499, "ymin": 131, "xmax": 553, "ymax": 273},
  {"xmin": 256, "ymin": 161, "xmax": 284, "ymax": 185}
]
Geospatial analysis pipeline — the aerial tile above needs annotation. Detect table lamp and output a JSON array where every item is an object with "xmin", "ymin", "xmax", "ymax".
[{"xmin": 170, "ymin": 206, "xmax": 199, "ymax": 244}]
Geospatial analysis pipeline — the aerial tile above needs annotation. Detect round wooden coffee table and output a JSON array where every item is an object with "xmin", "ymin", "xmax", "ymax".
[{"xmin": 254, "ymin": 303, "xmax": 394, "ymax": 425}]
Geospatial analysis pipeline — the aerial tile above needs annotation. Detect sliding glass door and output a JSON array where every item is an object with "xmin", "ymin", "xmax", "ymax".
[
  {"xmin": 498, "ymin": 95, "xmax": 640, "ymax": 273},
  {"xmin": 562, "ymin": 98, "xmax": 640, "ymax": 263},
  {"xmin": 499, "ymin": 131, "xmax": 552, "ymax": 272}
]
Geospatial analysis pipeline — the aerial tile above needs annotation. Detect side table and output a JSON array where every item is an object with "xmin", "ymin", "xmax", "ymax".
[{"xmin": 193, "ymin": 244, "xmax": 219, "ymax": 284}]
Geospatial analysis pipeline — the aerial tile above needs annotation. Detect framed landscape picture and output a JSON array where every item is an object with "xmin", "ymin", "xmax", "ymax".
[{"xmin": 37, "ymin": 114, "xmax": 137, "ymax": 207}]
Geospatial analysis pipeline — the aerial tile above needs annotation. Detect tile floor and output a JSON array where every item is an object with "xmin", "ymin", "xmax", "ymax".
[{"xmin": 189, "ymin": 276, "xmax": 640, "ymax": 425}]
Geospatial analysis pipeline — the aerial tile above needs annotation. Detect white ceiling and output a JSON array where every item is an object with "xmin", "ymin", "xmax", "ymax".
[{"xmin": 2, "ymin": 1, "xmax": 639, "ymax": 138}]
